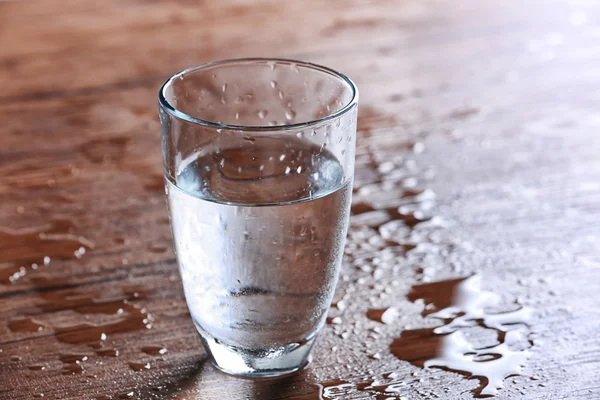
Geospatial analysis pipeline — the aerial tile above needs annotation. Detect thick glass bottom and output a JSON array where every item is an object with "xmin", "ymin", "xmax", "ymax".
[{"xmin": 193, "ymin": 320, "xmax": 316, "ymax": 378}]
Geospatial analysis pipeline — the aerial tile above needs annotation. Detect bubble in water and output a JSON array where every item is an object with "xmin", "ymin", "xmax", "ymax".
[
  {"xmin": 285, "ymin": 166, "xmax": 291, "ymax": 174},
  {"xmin": 285, "ymin": 110, "xmax": 297, "ymax": 120},
  {"xmin": 221, "ymin": 83, "xmax": 227, "ymax": 92},
  {"xmin": 270, "ymin": 80, "xmax": 277, "ymax": 88},
  {"xmin": 257, "ymin": 110, "xmax": 268, "ymax": 119},
  {"xmin": 235, "ymin": 112, "xmax": 240, "ymax": 120},
  {"xmin": 297, "ymin": 166, "xmax": 302, "ymax": 173},
  {"xmin": 279, "ymin": 154, "xmax": 286, "ymax": 161},
  {"xmin": 296, "ymin": 131, "xmax": 304, "ymax": 138},
  {"xmin": 278, "ymin": 90, "xmax": 284, "ymax": 99}
]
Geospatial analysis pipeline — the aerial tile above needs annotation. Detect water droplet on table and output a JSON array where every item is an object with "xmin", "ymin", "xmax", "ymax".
[
  {"xmin": 128, "ymin": 361, "xmax": 151, "ymax": 371},
  {"xmin": 141, "ymin": 345, "xmax": 167, "ymax": 356}
]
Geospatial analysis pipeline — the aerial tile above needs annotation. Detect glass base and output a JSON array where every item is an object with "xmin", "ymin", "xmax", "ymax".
[{"xmin": 193, "ymin": 321, "xmax": 316, "ymax": 378}]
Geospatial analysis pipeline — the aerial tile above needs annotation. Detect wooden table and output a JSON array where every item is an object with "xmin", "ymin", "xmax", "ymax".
[{"xmin": 1, "ymin": 0, "xmax": 599, "ymax": 399}]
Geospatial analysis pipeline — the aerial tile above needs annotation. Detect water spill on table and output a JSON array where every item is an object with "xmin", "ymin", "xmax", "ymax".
[
  {"xmin": 391, "ymin": 276, "xmax": 532, "ymax": 397},
  {"xmin": 318, "ymin": 379, "xmax": 353, "ymax": 399},
  {"xmin": 7, "ymin": 286, "xmax": 156, "ymax": 377},
  {"xmin": 0, "ymin": 219, "xmax": 94, "ymax": 284},
  {"xmin": 312, "ymin": 140, "xmax": 537, "ymax": 399}
]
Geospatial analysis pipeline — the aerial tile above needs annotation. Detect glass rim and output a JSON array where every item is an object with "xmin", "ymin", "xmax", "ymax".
[{"xmin": 158, "ymin": 57, "xmax": 359, "ymax": 132}]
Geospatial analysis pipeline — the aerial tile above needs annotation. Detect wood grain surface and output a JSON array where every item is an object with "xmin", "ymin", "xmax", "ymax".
[{"xmin": 1, "ymin": 0, "xmax": 599, "ymax": 399}]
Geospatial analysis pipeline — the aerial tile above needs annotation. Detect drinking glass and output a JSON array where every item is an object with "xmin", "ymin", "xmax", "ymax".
[{"xmin": 158, "ymin": 58, "xmax": 358, "ymax": 378}]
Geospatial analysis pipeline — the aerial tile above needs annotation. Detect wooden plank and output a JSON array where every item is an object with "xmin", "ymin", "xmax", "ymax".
[{"xmin": 1, "ymin": 0, "xmax": 600, "ymax": 398}]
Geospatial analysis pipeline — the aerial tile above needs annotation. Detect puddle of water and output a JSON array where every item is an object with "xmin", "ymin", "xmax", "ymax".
[
  {"xmin": 36, "ymin": 289, "xmax": 153, "ymax": 341},
  {"xmin": 7, "ymin": 287, "xmax": 153, "ymax": 377},
  {"xmin": 425, "ymin": 275, "xmax": 532, "ymax": 334},
  {"xmin": 392, "ymin": 275, "xmax": 532, "ymax": 397},
  {"xmin": 0, "ymin": 219, "xmax": 94, "ymax": 284},
  {"xmin": 318, "ymin": 379, "xmax": 352, "ymax": 399},
  {"xmin": 424, "ymin": 330, "xmax": 530, "ymax": 396}
]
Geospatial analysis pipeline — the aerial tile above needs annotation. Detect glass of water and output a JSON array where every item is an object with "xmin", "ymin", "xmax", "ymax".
[{"xmin": 158, "ymin": 58, "xmax": 358, "ymax": 378}]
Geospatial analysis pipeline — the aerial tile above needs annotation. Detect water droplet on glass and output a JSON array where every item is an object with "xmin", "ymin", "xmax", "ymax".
[
  {"xmin": 285, "ymin": 110, "xmax": 297, "ymax": 120},
  {"xmin": 296, "ymin": 131, "xmax": 304, "ymax": 138},
  {"xmin": 258, "ymin": 110, "xmax": 268, "ymax": 119},
  {"xmin": 279, "ymin": 154, "xmax": 286, "ymax": 161},
  {"xmin": 296, "ymin": 166, "xmax": 302, "ymax": 173},
  {"xmin": 285, "ymin": 166, "xmax": 291, "ymax": 174},
  {"xmin": 221, "ymin": 84, "xmax": 227, "ymax": 92},
  {"xmin": 270, "ymin": 80, "xmax": 277, "ymax": 88}
]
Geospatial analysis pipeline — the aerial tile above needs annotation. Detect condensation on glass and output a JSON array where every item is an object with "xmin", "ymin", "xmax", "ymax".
[{"xmin": 159, "ymin": 58, "xmax": 358, "ymax": 378}]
